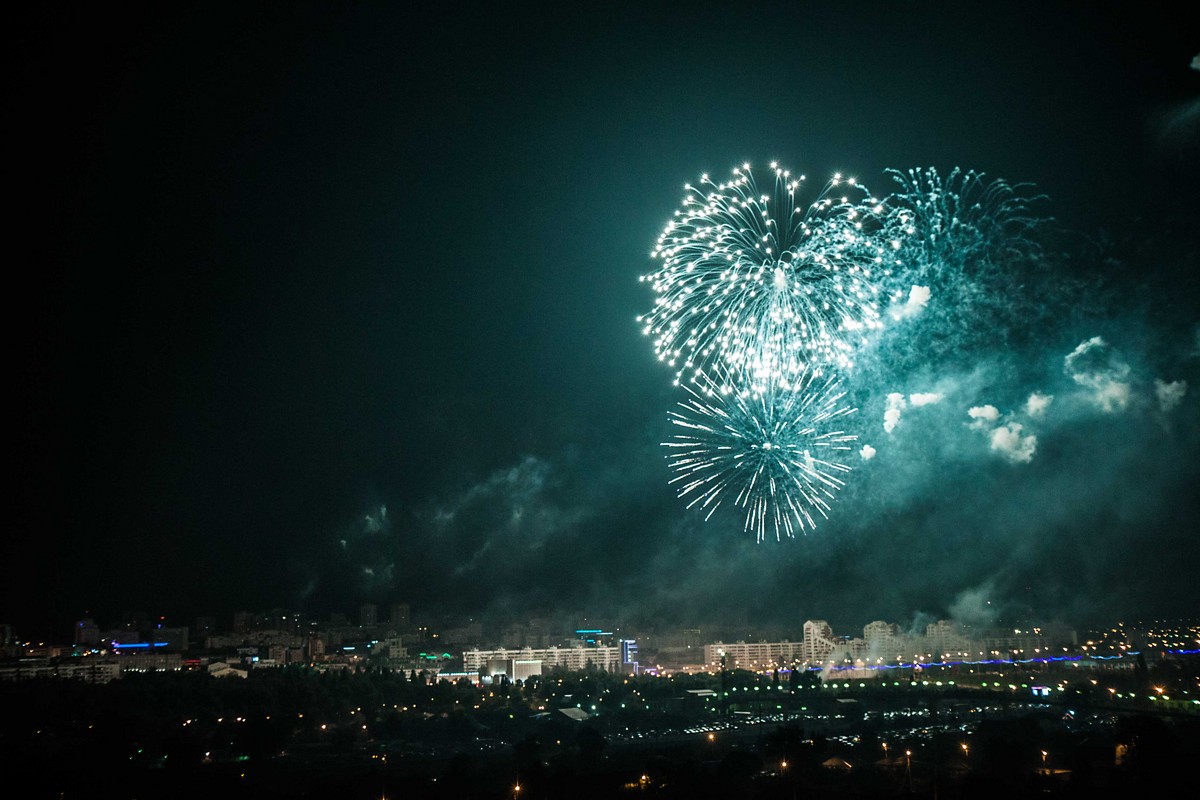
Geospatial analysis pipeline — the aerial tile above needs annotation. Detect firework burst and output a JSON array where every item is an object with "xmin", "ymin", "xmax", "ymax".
[
  {"xmin": 639, "ymin": 162, "xmax": 897, "ymax": 393},
  {"xmin": 851, "ymin": 166, "xmax": 1053, "ymax": 373},
  {"xmin": 663, "ymin": 367, "xmax": 858, "ymax": 542},
  {"xmin": 883, "ymin": 166, "xmax": 1046, "ymax": 288}
]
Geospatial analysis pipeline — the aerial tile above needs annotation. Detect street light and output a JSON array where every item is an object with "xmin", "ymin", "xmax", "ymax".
[{"xmin": 1041, "ymin": 750, "xmax": 1047, "ymax": 774}]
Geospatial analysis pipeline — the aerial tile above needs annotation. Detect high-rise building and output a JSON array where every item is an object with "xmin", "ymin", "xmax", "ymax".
[
  {"xmin": 925, "ymin": 620, "xmax": 969, "ymax": 658},
  {"xmin": 803, "ymin": 620, "xmax": 836, "ymax": 663},
  {"xmin": 621, "ymin": 638, "xmax": 639, "ymax": 674},
  {"xmin": 306, "ymin": 635, "xmax": 326, "ymax": 660},
  {"xmin": 863, "ymin": 621, "xmax": 900, "ymax": 655},
  {"xmin": 154, "ymin": 625, "xmax": 190, "ymax": 651},
  {"xmin": 232, "ymin": 611, "xmax": 255, "ymax": 634},
  {"xmin": 74, "ymin": 619, "xmax": 100, "ymax": 647},
  {"xmin": 390, "ymin": 603, "xmax": 410, "ymax": 627},
  {"xmin": 122, "ymin": 611, "xmax": 151, "ymax": 639},
  {"xmin": 359, "ymin": 604, "xmax": 378, "ymax": 627}
]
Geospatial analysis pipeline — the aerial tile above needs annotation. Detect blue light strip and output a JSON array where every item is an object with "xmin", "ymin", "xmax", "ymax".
[
  {"xmin": 820, "ymin": 654, "xmax": 1082, "ymax": 672},
  {"xmin": 111, "ymin": 641, "xmax": 169, "ymax": 649},
  {"xmin": 786, "ymin": 647, "xmax": 1197, "ymax": 674}
]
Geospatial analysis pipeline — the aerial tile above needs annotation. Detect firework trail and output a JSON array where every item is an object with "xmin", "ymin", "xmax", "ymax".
[
  {"xmin": 639, "ymin": 162, "xmax": 897, "ymax": 393},
  {"xmin": 663, "ymin": 367, "xmax": 858, "ymax": 542},
  {"xmin": 848, "ymin": 166, "xmax": 1053, "ymax": 379},
  {"xmin": 881, "ymin": 167, "xmax": 1046, "ymax": 301}
]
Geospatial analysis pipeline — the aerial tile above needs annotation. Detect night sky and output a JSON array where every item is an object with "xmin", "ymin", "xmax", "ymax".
[{"xmin": 8, "ymin": 3, "xmax": 1199, "ymax": 640}]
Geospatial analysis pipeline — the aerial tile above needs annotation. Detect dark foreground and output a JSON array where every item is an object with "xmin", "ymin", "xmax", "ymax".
[{"xmin": 3, "ymin": 666, "xmax": 1197, "ymax": 799}]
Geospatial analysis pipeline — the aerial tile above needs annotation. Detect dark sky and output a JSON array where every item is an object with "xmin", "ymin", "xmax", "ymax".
[{"xmin": 8, "ymin": 3, "xmax": 1199, "ymax": 640}]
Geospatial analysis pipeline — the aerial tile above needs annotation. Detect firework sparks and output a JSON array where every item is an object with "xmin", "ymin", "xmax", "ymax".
[
  {"xmin": 850, "ymin": 165, "xmax": 1052, "ymax": 377},
  {"xmin": 663, "ymin": 367, "xmax": 858, "ymax": 542},
  {"xmin": 882, "ymin": 166, "xmax": 1046, "ymax": 290},
  {"xmin": 639, "ymin": 162, "xmax": 896, "ymax": 393}
]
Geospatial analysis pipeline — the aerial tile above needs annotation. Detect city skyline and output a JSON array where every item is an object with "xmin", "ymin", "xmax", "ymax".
[{"xmin": 9, "ymin": 602, "xmax": 1197, "ymax": 658}]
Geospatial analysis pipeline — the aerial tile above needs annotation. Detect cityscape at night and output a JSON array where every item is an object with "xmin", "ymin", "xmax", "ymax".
[
  {"xmin": 6, "ymin": 2, "xmax": 1198, "ymax": 797},
  {"xmin": 2, "ymin": 608, "xmax": 1198, "ymax": 797}
]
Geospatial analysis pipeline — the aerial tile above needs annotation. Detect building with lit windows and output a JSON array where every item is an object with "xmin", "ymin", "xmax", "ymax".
[
  {"xmin": 704, "ymin": 641, "xmax": 804, "ymax": 670},
  {"xmin": 803, "ymin": 620, "xmax": 837, "ymax": 662},
  {"xmin": 463, "ymin": 643, "xmax": 623, "ymax": 674}
]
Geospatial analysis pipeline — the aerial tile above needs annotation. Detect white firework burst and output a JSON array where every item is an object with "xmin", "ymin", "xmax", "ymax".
[
  {"xmin": 663, "ymin": 367, "xmax": 858, "ymax": 542},
  {"xmin": 640, "ymin": 162, "xmax": 895, "ymax": 393}
]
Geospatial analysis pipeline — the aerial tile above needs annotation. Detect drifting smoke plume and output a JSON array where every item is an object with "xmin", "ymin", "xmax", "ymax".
[{"xmin": 1065, "ymin": 336, "xmax": 1133, "ymax": 413}]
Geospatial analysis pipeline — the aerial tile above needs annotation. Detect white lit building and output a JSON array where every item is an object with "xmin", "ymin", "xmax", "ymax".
[
  {"xmin": 703, "ymin": 641, "xmax": 804, "ymax": 670},
  {"xmin": 803, "ymin": 620, "xmax": 837, "ymax": 663},
  {"xmin": 462, "ymin": 643, "xmax": 622, "ymax": 675}
]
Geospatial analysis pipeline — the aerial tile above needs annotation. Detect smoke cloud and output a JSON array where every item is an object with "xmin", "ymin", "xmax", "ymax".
[
  {"xmin": 1065, "ymin": 336, "xmax": 1134, "ymax": 413},
  {"xmin": 989, "ymin": 422, "xmax": 1037, "ymax": 463},
  {"xmin": 1155, "ymin": 379, "xmax": 1187, "ymax": 413},
  {"xmin": 884, "ymin": 393, "xmax": 906, "ymax": 433},
  {"xmin": 890, "ymin": 285, "xmax": 931, "ymax": 320},
  {"xmin": 1026, "ymin": 392, "xmax": 1053, "ymax": 417}
]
